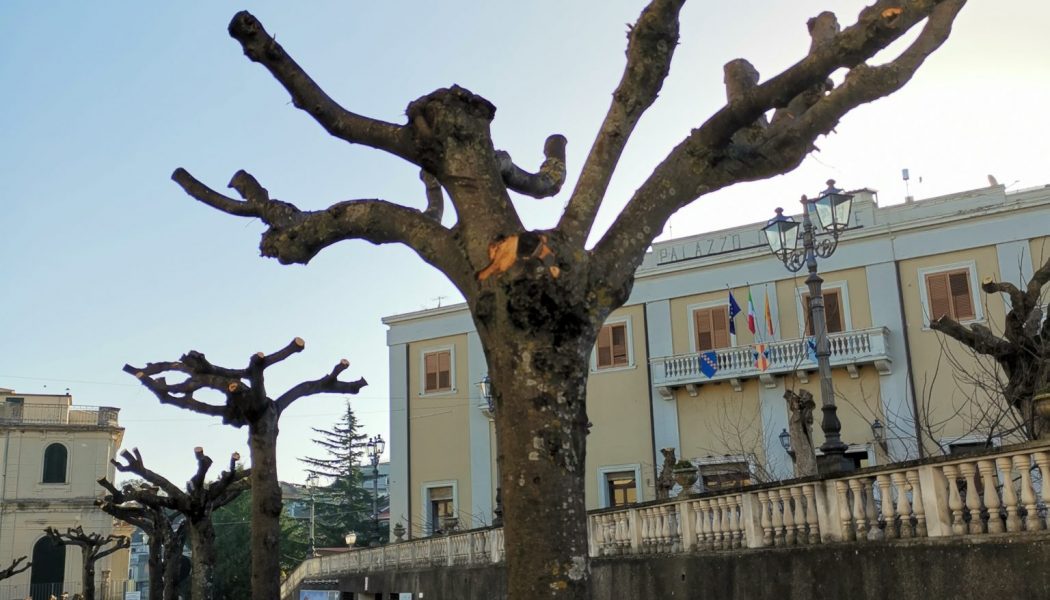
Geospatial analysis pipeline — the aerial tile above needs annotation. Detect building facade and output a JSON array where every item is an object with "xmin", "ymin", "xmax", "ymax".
[
  {"xmin": 0, "ymin": 389, "xmax": 127, "ymax": 599},
  {"xmin": 383, "ymin": 183, "xmax": 1050, "ymax": 538}
]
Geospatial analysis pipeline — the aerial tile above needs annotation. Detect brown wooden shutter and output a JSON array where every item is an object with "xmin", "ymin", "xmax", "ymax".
[
  {"xmin": 437, "ymin": 351, "xmax": 451, "ymax": 390},
  {"xmin": 425, "ymin": 353, "xmax": 439, "ymax": 391},
  {"xmin": 926, "ymin": 272, "xmax": 952, "ymax": 320},
  {"xmin": 824, "ymin": 291, "xmax": 843, "ymax": 333},
  {"xmin": 695, "ymin": 309, "xmax": 714, "ymax": 351},
  {"xmin": 610, "ymin": 323, "xmax": 628, "ymax": 366},
  {"xmin": 948, "ymin": 271, "xmax": 975, "ymax": 320},
  {"xmin": 712, "ymin": 306, "xmax": 730, "ymax": 348},
  {"xmin": 596, "ymin": 325, "xmax": 613, "ymax": 368}
]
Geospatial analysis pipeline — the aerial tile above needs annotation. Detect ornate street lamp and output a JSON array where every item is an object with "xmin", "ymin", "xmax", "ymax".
[
  {"xmin": 366, "ymin": 435, "xmax": 385, "ymax": 546},
  {"xmin": 763, "ymin": 180, "xmax": 855, "ymax": 474},
  {"xmin": 477, "ymin": 375, "xmax": 503, "ymax": 526},
  {"xmin": 345, "ymin": 531, "xmax": 357, "ymax": 547},
  {"xmin": 870, "ymin": 418, "xmax": 885, "ymax": 444},
  {"xmin": 778, "ymin": 428, "xmax": 793, "ymax": 453}
]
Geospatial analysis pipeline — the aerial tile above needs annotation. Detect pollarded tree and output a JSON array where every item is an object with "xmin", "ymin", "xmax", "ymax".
[
  {"xmin": 43, "ymin": 526, "xmax": 129, "ymax": 600},
  {"xmin": 931, "ymin": 256, "xmax": 1050, "ymax": 440},
  {"xmin": 110, "ymin": 447, "xmax": 249, "ymax": 600},
  {"xmin": 124, "ymin": 339, "xmax": 366, "ymax": 600},
  {"xmin": 0, "ymin": 557, "xmax": 30, "ymax": 582},
  {"xmin": 171, "ymin": 2, "xmax": 966, "ymax": 597}
]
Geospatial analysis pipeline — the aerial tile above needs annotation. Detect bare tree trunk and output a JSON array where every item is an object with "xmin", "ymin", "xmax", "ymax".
[
  {"xmin": 479, "ymin": 317, "xmax": 597, "ymax": 599},
  {"xmin": 162, "ymin": 526, "xmax": 185, "ymax": 600},
  {"xmin": 188, "ymin": 520, "xmax": 216, "ymax": 600},
  {"xmin": 82, "ymin": 555, "xmax": 96, "ymax": 600},
  {"xmin": 147, "ymin": 535, "xmax": 164, "ymax": 600},
  {"xmin": 249, "ymin": 411, "xmax": 283, "ymax": 600}
]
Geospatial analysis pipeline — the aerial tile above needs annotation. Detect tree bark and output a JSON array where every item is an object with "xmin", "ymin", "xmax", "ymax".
[
  {"xmin": 162, "ymin": 525, "xmax": 186, "ymax": 600},
  {"xmin": 82, "ymin": 556, "xmax": 96, "ymax": 600},
  {"xmin": 189, "ymin": 520, "xmax": 216, "ymax": 600},
  {"xmin": 249, "ymin": 411, "xmax": 283, "ymax": 600},
  {"xmin": 146, "ymin": 534, "xmax": 164, "ymax": 600}
]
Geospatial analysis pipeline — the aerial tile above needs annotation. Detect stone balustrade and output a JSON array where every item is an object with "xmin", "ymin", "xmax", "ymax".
[{"xmin": 281, "ymin": 440, "xmax": 1050, "ymax": 599}]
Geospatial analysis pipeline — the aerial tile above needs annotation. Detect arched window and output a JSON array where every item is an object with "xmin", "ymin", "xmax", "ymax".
[
  {"xmin": 42, "ymin": 443, "xmax": 67, "ymax": 484},
  {"xmin": 31, "ymin": 535, "xmax": 65, "ymax": 600}
]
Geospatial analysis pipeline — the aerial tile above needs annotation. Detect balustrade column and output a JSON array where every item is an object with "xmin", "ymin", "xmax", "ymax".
[
  {"xmin": 697, "ymin": 500, "xmax": 712, "ymax": 550},
  {"xmin": 769, "ymin": 490, "xmax": 785, "ymax": 546},
  {"xmin": 835, "ymin": 481, "xmax": 855, "ymax": 542},
  {"xmin": 863, "ymin": 479, "xmax": 880, "ymax": 540},
  {"xmin": 876, "ymin": 474, "xmax": 896, "ymax": 539},
  {"xmin": 1033, "ymin": 452, "xmax": 1050, "ymax": 531},
  {"xmin": 789, "ymin": 487, "xmax": 806, "ymax": 544},
  {"xmin": 779, "ymin": 488, "xmax": 796, "ymax": 545},
  {"xmin": 717, "ymin": 497, "xmax": 731, "ymax": 550},
  {"xmin": 727, "ymin": 497, "xmax": 741, "ymax": 549},
  {"xmin": 959, "ymin": 463, "xmax": 983, "ymax": 534},
  {"xmin": 942, "ymin": 465, "xmax": 966, "ymax": 535},
  {"xmin": 802, "ymin": 485, "xmax": 821, "ymax": 544},
  {"xmin": 978, "ymin": 460, "xmax": 1004, "ymax": 533},
  {"xmin": 848, "ymin": 479, "xmax": 867, "ymax": 540},
  {"xmin": 891, "ymin": 472, "xmax": 914, "ymax": 538},
  {"xmin": 759, "ymin": 492, "xmax": 774, "ymax": 547},
  {"xmin": 1014, "ymin": 454, "xmax": 1041, "ymax": 532}
]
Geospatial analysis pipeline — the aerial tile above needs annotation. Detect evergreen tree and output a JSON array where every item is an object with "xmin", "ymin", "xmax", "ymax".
[{"xmin": 300, "ymin": 401, "xmax": 376, "ymax": 546}]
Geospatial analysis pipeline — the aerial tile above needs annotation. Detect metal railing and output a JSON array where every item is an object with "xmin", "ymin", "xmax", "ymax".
[{"xmin": 0, "ymin": 404, "xmax": 120, "ymax": 427}]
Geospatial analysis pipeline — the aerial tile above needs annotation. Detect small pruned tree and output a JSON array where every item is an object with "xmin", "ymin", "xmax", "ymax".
[
  {"xmin": 124, "ymin": 338, "xmax": 365, "ymax": 599},
  {"xmin": 97, "ymin": 478, "xmax": 188, "ymax": 600},
  {"xmin": 931, "ymin": 256, "xmax": 1050, "ymax": 440},
  {"xmin": 111, "ymin": 447, "xmax": 249, "ymax": 600},
  {"xmin": 43, "ymin": 526, "xmax": 129, "ymax": 600},
  {"xmin": 169, "ymin": 2, "xmax": 966, "ymax": 596},
  {"xmin": 0, "ymin": 556, "xmax": 30, "ymax": 582}
]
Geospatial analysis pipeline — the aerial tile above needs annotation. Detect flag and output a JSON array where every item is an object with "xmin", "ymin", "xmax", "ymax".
[
  {"xmin": 764, "ymin": 288, "xmax": 775, "ymax": 339},
  {"xmin": 746, "ymin": 290, "xmax": 758, "ymax": 336},
  {"xmin": 805, "ymin": 337, "xmax": 818, "ymax": 363},
  {"xmin": 699, "ymin": 351, "xmax": 719, "ymax": 378},
  {"xmin": 753, "ymin": 344, "xmax": 770, "ymax": 371},
  {"xmin": 728, "ymin": 291, "xmax": 741, "ymax": 345}
]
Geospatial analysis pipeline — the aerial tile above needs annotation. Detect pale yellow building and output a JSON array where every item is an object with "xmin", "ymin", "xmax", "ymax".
[
  {"xmin": 0, "ymin": 389, "xmax": 127, "ymax": 599},
  {"xmin": 383, "ymin": 183, "xmax": 1050, "ymax": 539}
]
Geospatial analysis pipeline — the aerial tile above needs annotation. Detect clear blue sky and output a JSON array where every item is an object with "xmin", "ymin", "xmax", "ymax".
[{"xmin": 1, "ymin": 1, "xmax": 1047, "ymax": 485}]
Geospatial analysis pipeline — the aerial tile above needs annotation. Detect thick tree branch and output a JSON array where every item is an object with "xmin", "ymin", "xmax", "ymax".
[
  {"xmin": 558, "ymin": 0, "xmax": 685, "ymax": 246},
  {"xmin": 226, "ymin": 11, "xmax": 418, "ymax": 163},
  {"xmin": 420, "ymin": 170, "xmax": 444, "ymax": 221},
  {"xmin": 0, "ymin": 557, "xmax": 30, "ymax": 582},
  {"xmin": 591, "ymin": 0, "xmax": 965, "ymax": 286},
  {"xmin": 172, "ymin": 168, "xmax": 469, "ymax": 285},
  {"xmin": 496, "ymin": 135, "xmax": 567, "ymax": 199},
  {"xmin": 930, "ymin": 316, "xmax": 1014, "ymax": 361},
  {"xmin": 275, "ymin": 359, "xmax": 367, "ymax": 413},
  {"xmin": 113, "ymin": 449, "xmax": 186, "ymax": 500}
]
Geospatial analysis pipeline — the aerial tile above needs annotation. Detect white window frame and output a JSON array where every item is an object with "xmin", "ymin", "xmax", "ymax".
[
  {"xmin": 419, "ymin": 344, "xmax": 456, "ymax": 397},
  {"xmin": 590, "ymin": 316, "xmax": 636, "ymax": 373},
  {"xmin": 917, "ymin": 260, "xmax": 984, "ymax": 329},
  {"xmin": 596, "ymin": 463, "xmax": 643, "ymax": 508},
  {"xmin": 795, "ymin": 280, "xmax": 852, "ymax": 338},
  {"xmin": 686, "ymin": 300, "xmax": 733, "ymax": 353},
  {"xmin": 420, "ymin": 479, "xmax": 458, "ymax": 535}
]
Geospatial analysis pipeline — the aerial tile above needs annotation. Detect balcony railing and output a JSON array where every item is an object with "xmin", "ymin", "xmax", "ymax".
[
  {"xmin": 650, "ymin": 326, "xmax": 892, "ymax": 394},
  {"xmin": 281, "ymin": 439, "xmax": 1050, "ymax": 600},
  {"xmin": 0, "ymin": 404, "xmax": 120, "ymax": 427}
]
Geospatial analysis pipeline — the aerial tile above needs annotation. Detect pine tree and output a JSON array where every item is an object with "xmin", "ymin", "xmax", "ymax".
[{"xmin": 300, "ymin": 401, "xmax": 375, "ymax": 546}]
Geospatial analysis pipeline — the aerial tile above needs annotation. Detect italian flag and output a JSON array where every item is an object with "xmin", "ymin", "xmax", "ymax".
[{"xmin": 747, "ymin": 290, "xmax": 757, "ymax": 335}]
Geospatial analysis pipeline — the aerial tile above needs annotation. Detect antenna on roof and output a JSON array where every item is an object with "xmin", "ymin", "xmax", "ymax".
[{"xmin": 902, "ymin": 168, "xmax": 914, "ymax": 203}]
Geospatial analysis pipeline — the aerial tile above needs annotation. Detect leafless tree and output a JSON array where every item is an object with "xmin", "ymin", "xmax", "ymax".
[
  {"xmin": 109, "ymin": 448, "xmax": 248, "ymax": 600},
  {"xmin": 931, "ymin": 256, "xmax": 1050, "ymax": 440},
  {"xmin": 169, "ymin": 2, "xmax": 966, "ymax": 596},
  {"xmin": 0, "ymin": 556, "xmax": 30, "ymax": 582},
  {"xmin": 97, "ymin": 479, "xmax": 188, "ymax": 600},
  {"xmin": 43, "ymin": 527, "xmax": 129, "ymax": 600},
  {"xmin": 123, "ymin": 339, "xmax": 364, "ymax": 599}
]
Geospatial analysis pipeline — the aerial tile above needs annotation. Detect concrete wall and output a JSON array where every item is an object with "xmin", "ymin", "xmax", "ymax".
[{"xmin": 314, "ymin": 535, "xmax": 1050, "ymax": 599}]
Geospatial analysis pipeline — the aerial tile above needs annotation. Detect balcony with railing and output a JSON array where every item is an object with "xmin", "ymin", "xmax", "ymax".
[
  {"xmin": 650, "ymin": 326, "xmax": 892, "ymax": 396},
  {"xmin": 0, "ymin": 403, "xmax": 120, "ymax": 427}
]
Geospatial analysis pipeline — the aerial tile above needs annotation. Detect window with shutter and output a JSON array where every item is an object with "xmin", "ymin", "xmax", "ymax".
[
  {"xmin": 801, "ymin": 290, "xmax": 844, "ymax": 335},
  {"xmin": 925, "ymin": 268, "xmax": 975, "ymax": 321},
  {"xmin": 596, "ymin": 322, "xmax": 629, "ymax": 369},
  {"xmin": 423, "ymin": 349, "xmax": 453, "ymax": 393},
  {"xmin": 694, "ymin": 306, "xmax": 731, "ymax": 351}
]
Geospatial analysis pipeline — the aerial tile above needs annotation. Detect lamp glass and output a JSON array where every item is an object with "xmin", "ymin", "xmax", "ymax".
[
  {"xmin": 762, "ymin": 211, "xmax": 799, "ymax": 260},
  {"xmin": 345, "ymin": 532, "xmax": 357, "ymax": 546},
  {"xmin": 870, "ymin": 418, "xmax": 885, "ymax": 442},
  {"xmin": 778, "ymin": 428, "xmax": 792, "ymax": 452},
  {"xmin": 375, "ymin": 435, "xmax": 386, "ymax": 456},
  {"xmin": 814, "ymin": 191, "xmax": 853, "ymax": 232}
]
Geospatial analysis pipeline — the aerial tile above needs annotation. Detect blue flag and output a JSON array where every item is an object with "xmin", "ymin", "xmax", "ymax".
[
  {"xmin": 699, "ymin": 351, "xmax": 719, "ymax": 378},
  {"xmin": 728, "ymin": 291, "xmax": 741, "ymax": 339},
  {"xmin": 806, "ymin": 337, "xmax": 818, "ymax": 362}
]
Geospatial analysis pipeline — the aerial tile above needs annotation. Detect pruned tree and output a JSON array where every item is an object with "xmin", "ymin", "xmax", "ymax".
[
  {"xmin": 169, "ymin": 2, "xmax": 966, "ymax": 596},
  {"xmin": 111, "ymin": 447, "xmax": 249, "ymax": 600},
  {"xmin": 123, "ymin": 338, "xmax": 365, "ymax": 600},
  {"xmin": 0, "ymin": 556, "xmax": 30, "ymax": 582},
  {"xmin": 931, "ymin": 256, "xmax": 1050, "ymax": 440},
  {"xmin": 97, "ymin": 478, "xmax": 189, "ymax": 600},
  {"xmin": 43, "ymin": 526, "xmax": 129, "ymax": 600}
]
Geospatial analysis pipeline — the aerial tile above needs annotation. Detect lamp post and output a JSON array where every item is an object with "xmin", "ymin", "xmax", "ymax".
[
  {"xmin": 366, "ymin": 435, "xmax": 385, "ymax": 546},
  {"xmin": 306, "ymin": 473, "xmax": 318, "ymax": 556},
  {"xmin": 477, "ymin": 375, "xmax": 503, "ymax": 526},
  {"xmin": 763, "ymin": 180, "xmax": 855, "ymax": 474}
]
